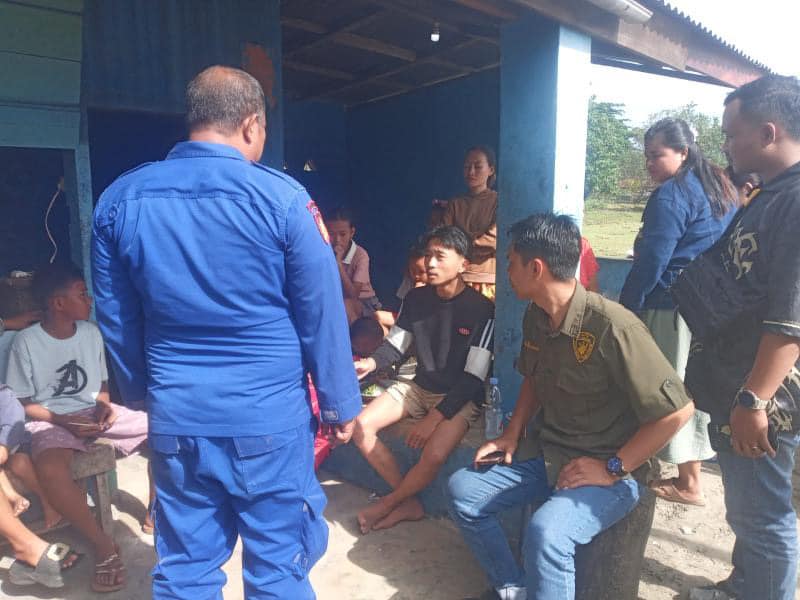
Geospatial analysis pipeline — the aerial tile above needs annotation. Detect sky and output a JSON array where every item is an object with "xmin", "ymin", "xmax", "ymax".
[{"xmin": 588, "ymin": 0, "xmax": 800, "ymax": 126}]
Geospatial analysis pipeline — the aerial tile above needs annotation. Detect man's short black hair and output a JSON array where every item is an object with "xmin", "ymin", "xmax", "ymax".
[
  {"xmin": 186, "ymin": 66, "xmax": 266, "ymax": 135},
  {"xmin": 31, "ymin": 262, "xmax": 84, "ymax": 307},
  {"xmin": 725, "ymin": 75, "xmax": 800, "ymax": 141},
  {"xmin": 325, "ymin": 205, "xmax": 356, "ymax": 226},
  {"xmin": 350, "ymin": 317, "xmax": 383, "ymax": 341},
  {"xmin": 423, "ymin": 226, "xmax": 471, "ymax": 258},
  {"xmin": 508, "ymin": 213, "xmax": 580, "ymax": 281}
]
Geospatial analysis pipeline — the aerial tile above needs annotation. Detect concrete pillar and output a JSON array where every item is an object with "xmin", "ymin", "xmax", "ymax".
[
  {"xmin": 64, "ymin": 108, "xmax": 94, "ymax": 288},
  {"xmin": 494, "ymin": 15, "xmax": 591, "ymax": 413}
]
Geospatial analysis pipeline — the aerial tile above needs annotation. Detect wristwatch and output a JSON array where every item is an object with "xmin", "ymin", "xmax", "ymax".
[
  {"xmin": 734, "ymin": 388, "xmax": 770, "ymax": 411},
  {"xmin": 606, "ymin": 455, "xmax": 628, "ymax": 478}
]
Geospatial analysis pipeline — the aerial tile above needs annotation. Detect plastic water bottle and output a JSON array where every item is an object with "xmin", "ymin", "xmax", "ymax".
[{"xmin": 484, "ymin": 377, "xmax": 503, "ymax": 440}]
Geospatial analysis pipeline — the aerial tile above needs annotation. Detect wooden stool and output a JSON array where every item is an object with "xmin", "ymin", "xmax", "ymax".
[{"xmin": 3, "ymin": 442, "xmax": 117, "ymax": 540}]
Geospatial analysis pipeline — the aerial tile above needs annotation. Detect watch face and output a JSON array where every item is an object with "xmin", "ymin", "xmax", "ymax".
[
  {"xmin": 607, "ymin": 456, "xmax": 622, "ymax": 474},
  {"xmin": 737, "ymin": 390, "xmax": 758, "ymax": 408}
]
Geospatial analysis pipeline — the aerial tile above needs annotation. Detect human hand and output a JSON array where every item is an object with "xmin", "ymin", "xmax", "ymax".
[
  {"xmin": 405, "ymin": 411, "xmax": 443, "ymax": 449},
  {"xmin": 94, "ymin": 401, "xmax": 117, "ymax": 430},
  {"xmin": 473, "ymin": 433, "xmax": 518, "ymax": 468},
  {"xmin": 730, "ymin": 404, "xmax": 776, "ymax": 458},
  {"xmin": 331, "ymin": 419, "xmax": 356, "ymax": 447},
  {"xmin": 3, "ymin": 311, "xmax": 42, "ymax": 331},
  {"xmin": 556, "ymin": 457, "xmax": 616, "ymax": 490},
  {"xmin": 354, "ymin": 358, "xmax": 377, "ymax": 380},
  {"xmin": 55, "ymin": 414, "xmax": 102, "ymax": 438}
]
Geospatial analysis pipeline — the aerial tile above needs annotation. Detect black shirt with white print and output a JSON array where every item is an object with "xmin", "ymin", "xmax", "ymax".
[{"xmin": 371, "ymin": 285, "xmax": 495, "ymax": 419}]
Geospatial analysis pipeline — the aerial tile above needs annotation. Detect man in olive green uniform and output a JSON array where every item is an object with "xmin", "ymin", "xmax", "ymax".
[{"xmin": 447, "ymin": 213, "xmax": 695, "ymax": 600}]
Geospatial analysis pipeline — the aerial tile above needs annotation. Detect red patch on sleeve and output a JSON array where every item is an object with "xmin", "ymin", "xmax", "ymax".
[
  {"xmin": 306, "ymin": 200, "xmax": 330, "ymax": 245},
  {"xmin": 458, "ymin": 327, "xmax": 471, "ymax": 336}
]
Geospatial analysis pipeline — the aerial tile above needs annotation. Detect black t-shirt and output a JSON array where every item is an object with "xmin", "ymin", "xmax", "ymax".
[
  {"xmin": 687, "ymin": 161, "xmax": 800, "ymax": 418},
  {"xmin": 371, "ymin": 285, "xmax": 495, "ymax": 419}
]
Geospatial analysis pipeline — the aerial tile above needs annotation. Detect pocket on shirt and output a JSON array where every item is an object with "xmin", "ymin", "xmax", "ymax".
[
  {"xmin": 233, "ymin": 427, "xmax": 305, "ymax": 494},
  {"xmin": 555, "ymin": 367, "xmax": 612, "ymax": 429}
]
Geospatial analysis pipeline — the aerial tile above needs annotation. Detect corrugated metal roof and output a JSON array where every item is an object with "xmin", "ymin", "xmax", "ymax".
[{"xmin": 642, "ymin": 0, "xmax": 772, "ymax": 73}]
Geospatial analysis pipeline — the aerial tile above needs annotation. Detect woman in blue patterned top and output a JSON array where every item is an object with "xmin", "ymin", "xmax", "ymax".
[{"xmin": 620, "ymin": 117, "xmax": 739, "ymax": 506}]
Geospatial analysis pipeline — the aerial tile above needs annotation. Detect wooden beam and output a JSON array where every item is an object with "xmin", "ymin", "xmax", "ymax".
[
  {"xmin": 280, "ymin": 17, "xmax": 326, "ymax": 35},
  {"xmin": 332, "ymin": 32, "xmax": 416, "ymax": 62},
  {"xmin": 349, "ymin": 61, "xmax": 500, "ymax": 106},
  {"xmin": 285, "ymin": 10, "xmax": 390, "ymax": 58},
  {"xmin": 507, "ymin": 0, "xmax": 767, "ymax": 86},
  {"xmin": 364, "ymin": 0, "xmax": 500, "ymax": 45},
  {"xmin": 450, "ymin": 0, "xmax": 517, "ymax": 20},
  {"xmin": 301, "ymin": 39, "xmax": 481, "ymax": 101},
  {"xmin": 283, "ymin": 60, "xmax": 355, "ymax": 81}
]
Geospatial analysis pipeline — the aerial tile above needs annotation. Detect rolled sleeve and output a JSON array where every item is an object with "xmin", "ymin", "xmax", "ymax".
[
  {"xmin": 607, "ymin": 321, "xmax": 691, "ymax": 424},
  {"xmin": 764, "ymin": 202, "xmax": 800, "ymax": 339},
  {"xmin": 285, "ymin": 194, "xmax": 362, "ymax": 424}
]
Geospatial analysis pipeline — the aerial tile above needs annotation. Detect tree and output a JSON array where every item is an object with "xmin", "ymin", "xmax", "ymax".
[{"xmin": 584, "ymin": 97, "xmax": 636, "ymax": 201}]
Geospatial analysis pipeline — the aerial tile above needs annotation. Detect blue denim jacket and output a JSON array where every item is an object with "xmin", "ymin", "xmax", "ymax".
[
  {"xmin": 92, "ymin": 142, "xmax": 362, "ymax": 437},
  {"xmin": 620, "ymin": 171, "xmax": 735, "ymax": 312}
]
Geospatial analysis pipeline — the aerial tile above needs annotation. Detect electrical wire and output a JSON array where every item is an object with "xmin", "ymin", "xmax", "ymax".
[{"xmin": 44, "ymin": 177, "xmax": 64, "ymax": 264}]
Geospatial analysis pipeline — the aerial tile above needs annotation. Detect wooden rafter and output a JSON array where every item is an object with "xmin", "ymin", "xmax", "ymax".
[
  {"xmin": 283, "ymin": 60, "xmax": 356, "ymax": 81},
  {"xmin": 449, "ymin": 0, "xmax": 517, "ymax": 20},
  {"xmin": 332, "ymin": 32, "xmax": 416, "ymax": 62},
  {"xmin": 301, "ymin": 38, "xmax": 483, "ymax": 101}
]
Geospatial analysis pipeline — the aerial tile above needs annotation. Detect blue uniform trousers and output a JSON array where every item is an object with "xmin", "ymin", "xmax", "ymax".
[{"xmin": 149, "ymin": 420, "xmax": 327, "ymax": 599}]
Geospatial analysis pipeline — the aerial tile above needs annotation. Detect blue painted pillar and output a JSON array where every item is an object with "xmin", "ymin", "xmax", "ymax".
[
  {"xmin": 64, "ymin": 108, "xmax": 94, "ymax": 287},
  {"xmin": 495, "ymin": 15, "xmax": 591, "ymax": 414}
]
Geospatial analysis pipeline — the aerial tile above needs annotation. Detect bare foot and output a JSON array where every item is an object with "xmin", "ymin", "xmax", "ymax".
[
  {"xmin": 42, "ymin": 503, "xmax": 63, "ymax": 529},
  {"xmin": 9, "ymin": 494, "xmax": 30, "ymax": 517},
  {"xmin": 357, "ymin": 499, "xmax": 393, "ymax": 534},
  {"xmin": 372, "ymin": 497, "xmax": 424, "ymax": 531}
]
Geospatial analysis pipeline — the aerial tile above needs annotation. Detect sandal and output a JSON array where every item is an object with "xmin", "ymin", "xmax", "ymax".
[
  {"xmin": 649, "ymin": 478, "xmax": 707, "ymax": 506},
  {"xmin": 8, "ymin": 542, "xmax": 82, "ymax": 588},
  {"xmin": 91, "ymin": 551, "xmax": 127, "ymax": 593}
]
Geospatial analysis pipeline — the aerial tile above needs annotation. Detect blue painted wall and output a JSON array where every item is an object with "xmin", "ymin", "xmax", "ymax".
[
  {"xmin": 284, "ymin": 100, "xmax": 348, "ymax": 211},
  {"xmin": 82, "ymin": 0, "xmax": 284, "ymax": 168},
  {"xmin": 345, "ymin": 69, "xmax": 500, "ymax": 305}
]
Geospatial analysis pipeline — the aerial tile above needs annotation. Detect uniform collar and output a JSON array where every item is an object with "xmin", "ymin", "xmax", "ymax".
[
  {"xmin": 532, "ymin": 281, "xmax": 587, "ymax": 338},
  {"xmin": 760, "ymin": 160, "xmax": 800, "ymax": 194},
  {"xmin": 342, "ymin": 241, "xmax": 357, "ymax": 265},
  {"xmin": 559, "ymin": 282, "xmax": 587, "ymax": 337},
  {"xmin": 166, "ymin": 141, "xmax": 247, "ymax": 161}
]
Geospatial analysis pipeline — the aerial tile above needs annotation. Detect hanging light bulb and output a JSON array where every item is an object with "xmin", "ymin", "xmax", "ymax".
[{"xmin": 430, "ymin": 22, "xmax": 440, "ymax": 43}]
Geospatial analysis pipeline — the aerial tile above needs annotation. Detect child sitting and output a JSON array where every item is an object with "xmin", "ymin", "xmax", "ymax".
[
  {"xmin": 5, "ymin": 262, "xmax": 151, "ymax": 593},
  {"xmin": 0, "ymin": 384, "xmax": 79, "ymax": 588},
  {"xmin": 350, "ymin": 317, "xmax": 385, "ymax": 359},
  {"xmin": 324, "ymin": 205, "xmax": 381, "ymax": 322}
]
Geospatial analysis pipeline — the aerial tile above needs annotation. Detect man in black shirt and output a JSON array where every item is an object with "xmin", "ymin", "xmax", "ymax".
[
  {"xmin": 353, "ymin": 226, "xmax": 494, "ymax": 533},
  {"xmin": 682, "ymin": 75, "xmax": 800, "ymax": 600}
]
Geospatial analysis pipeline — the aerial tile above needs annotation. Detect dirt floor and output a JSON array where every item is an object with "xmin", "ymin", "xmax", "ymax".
[{"xmin": 0, "ymin": 453, "xmax": 797, "ymax": 600}]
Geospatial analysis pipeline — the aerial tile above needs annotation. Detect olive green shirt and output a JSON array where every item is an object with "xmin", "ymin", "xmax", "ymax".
[{"xmin": 515, "ymin": 283, "xmax": 690, "ymax": 486}]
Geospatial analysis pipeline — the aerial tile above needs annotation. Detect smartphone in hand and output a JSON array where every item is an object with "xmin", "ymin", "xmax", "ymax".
[{"xmin": 476, "ymin": 450, "xmax": 506, "ymax": 465}]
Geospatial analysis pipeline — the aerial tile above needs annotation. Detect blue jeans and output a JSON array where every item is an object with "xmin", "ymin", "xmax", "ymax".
[
  {"xmin": 149, "ymin": 420, "xmax": 327, "ymax": 600},
  {"xmin": 716, "ymin": 430, "xmax": 800, "ymax": 600},
  {"xmin": 447, "ymin": 457, "xmax": 640, "ymax": 600}
]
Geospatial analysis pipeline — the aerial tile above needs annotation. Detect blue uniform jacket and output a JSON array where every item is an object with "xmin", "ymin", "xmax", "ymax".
[
  {"xmin": 92, "ymin": 141, "xmax": 362, "ymax": 437},
  {"xmin": 620, "ymin": 171, "xmax": 735, "ymax": 312}
]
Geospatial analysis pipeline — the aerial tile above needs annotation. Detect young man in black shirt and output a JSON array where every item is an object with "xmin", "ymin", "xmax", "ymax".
[
  {"xmin": 353, "ymin": 226, "xmax": 494, "ymax": 533},
  {"xmin": 681, "ymin": 75, "xmax": 800, "ymax": 600}
]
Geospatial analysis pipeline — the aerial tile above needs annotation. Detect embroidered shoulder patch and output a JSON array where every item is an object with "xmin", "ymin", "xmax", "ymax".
[
  {"xmin": 573, "ymin": 331, "xmax": 596, "ymax": 363},
  {"xmin": 307, "ymin": 200, "xmax": 330, "ymax": 244}
]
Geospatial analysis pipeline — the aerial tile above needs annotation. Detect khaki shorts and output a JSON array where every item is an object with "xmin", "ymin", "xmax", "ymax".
[{"xmin": 386, "ymin": 380, "xmax": 482, "ymax": 427}]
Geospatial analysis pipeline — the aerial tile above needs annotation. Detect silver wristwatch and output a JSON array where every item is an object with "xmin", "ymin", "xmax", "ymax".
[{"xmin": 734, "ymin": 388, "xmax": 770, "ymax": 411}]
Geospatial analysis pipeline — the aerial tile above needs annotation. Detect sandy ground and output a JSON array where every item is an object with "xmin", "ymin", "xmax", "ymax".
[{"xmin": 0, "ymin": 454, "xmax": 797, "ymax": 600}]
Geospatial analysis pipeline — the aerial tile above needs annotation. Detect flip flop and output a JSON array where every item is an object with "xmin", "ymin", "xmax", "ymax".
[
  {"xmin": 8, "ymin": 542, "xmax": 82, "ymax": 588},
  {"xmin": 91, "ymin": 551, "xmax": 127, "ymax": 593},
  {"xmin": 649, "ymin": 478, "xmax": 707, "ymax": 507}
]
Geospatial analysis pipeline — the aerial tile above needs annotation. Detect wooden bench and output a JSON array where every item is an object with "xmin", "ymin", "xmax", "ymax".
[{"xmin": 6, "ymin": 442, "xmax": 117, "ymax": 539}]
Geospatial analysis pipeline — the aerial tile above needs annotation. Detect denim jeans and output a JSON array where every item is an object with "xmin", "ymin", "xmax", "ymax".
[
  {"xmin": 447, "ymin": 457, "xmax": 640, "ymax": 600},
  {"xmin": 716, "ymin": 430, "xmax": 800, "ymax": 600}
]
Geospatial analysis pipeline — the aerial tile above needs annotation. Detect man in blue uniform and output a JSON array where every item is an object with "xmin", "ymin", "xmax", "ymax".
[{"xmin": 91, "ymin": 66, "xmax": 362, "ymax": 599}]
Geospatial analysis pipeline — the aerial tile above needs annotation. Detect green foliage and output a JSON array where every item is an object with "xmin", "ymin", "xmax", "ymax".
[{"xmin": 585, "ymin": 97, "xmax": 634, "ymax": 200}]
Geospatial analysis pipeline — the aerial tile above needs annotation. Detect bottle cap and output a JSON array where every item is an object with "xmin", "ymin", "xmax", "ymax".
[{"xmin": 489, "ymin": 377, "xmax": 499, "ymax": 385}]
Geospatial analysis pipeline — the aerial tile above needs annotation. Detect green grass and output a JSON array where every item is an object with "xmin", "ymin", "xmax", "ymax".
[{"xmin": 583, "ymin": 200, "xmax": 644, "ymax": 258}]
